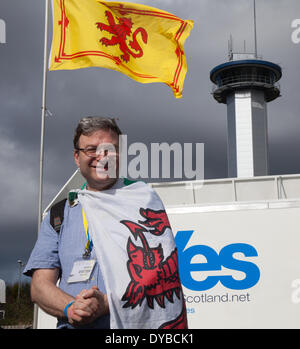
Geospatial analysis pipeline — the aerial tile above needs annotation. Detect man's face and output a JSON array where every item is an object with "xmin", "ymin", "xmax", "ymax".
[{"xmin": 74, "ymin": 129, "xmax": 119, "ymax": 191}]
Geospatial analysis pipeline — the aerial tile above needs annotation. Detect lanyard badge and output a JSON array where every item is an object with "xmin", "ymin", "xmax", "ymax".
[{"xmin": 67, "ymin": 208, "xmax": 95, "ymax": 284}]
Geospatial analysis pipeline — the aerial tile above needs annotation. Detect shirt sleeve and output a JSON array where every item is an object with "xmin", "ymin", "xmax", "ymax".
[{"xmin": 23, "ymin": 212, "xmax": 61, "ymax": 277}]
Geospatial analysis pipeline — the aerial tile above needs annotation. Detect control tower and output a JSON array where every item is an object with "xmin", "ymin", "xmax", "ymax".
[
  {"xmin": 210, "ymin": 2, "xmax": 282, "ymax": 178},
  {"xmin": 210, "ymin": 53, "xmax": 281, "ymax": 178}
]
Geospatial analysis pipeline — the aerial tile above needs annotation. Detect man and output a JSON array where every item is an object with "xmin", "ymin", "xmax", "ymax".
[{"xmin": 24, "ymin": 116, "xmax": 187, "ymax": 329}]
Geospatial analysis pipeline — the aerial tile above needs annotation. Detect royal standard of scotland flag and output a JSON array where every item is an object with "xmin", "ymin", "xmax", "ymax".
[{"xmin": 50, "ymin": 0, "xmax": 193, "ymax": 98}]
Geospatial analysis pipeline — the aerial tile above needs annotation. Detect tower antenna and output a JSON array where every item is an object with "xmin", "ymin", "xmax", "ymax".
[{"xmin": 253, "ymin": 0, "xmax": 258, "ymax": 58}]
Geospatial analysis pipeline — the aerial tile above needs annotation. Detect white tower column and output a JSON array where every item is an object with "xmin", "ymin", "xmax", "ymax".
[
  {"xmin": 210, "ymin": 58, "xmax": 281, "ymax": 178},
  {"xmin": 227, "ymin": 89, "xmax": 269, "ymax": 178}
]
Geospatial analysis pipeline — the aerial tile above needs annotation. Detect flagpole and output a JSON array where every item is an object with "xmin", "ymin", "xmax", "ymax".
[{"xmin": 33, "ymin": 0, "xmax": 50, "ymax": 330}]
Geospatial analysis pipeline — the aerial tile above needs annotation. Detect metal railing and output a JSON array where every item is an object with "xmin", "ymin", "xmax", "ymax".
[
  {"xmin": 212, "ymin": 74, "xmax": 280, "ymax": 91},
  {"xmin": 151, "ymin": 173, "xmax": 300, "ymax": 207}
]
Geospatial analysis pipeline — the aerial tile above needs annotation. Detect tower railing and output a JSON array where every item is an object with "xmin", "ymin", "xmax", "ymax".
[{"xmin": 212, "ymin": 73, "xmax": 280, "ymax": 92}]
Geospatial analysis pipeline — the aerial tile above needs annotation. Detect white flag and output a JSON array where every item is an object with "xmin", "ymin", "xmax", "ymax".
[{"xmin": 75, "ymin": 180, "xmax": 187, "ymax": 329}]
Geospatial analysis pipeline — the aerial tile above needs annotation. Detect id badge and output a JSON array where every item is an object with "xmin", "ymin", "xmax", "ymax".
[{"xmin": 67, "ymin": 259, "xmax": 96, "ymax": 284}]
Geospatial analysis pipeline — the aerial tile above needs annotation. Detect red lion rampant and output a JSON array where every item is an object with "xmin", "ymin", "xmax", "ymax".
[
  {"xmin": 96, "ymin": 11, "xmax": 148, "ymax": 63},
  {"xmin": 120, "ymin": 208, "xmax": 187, "ymax": 329}
]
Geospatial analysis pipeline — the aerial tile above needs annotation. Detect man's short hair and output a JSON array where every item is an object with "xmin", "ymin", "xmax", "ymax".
[{"xmin": 73, "ymin": 116, "xmax": 122, "ymax": 149}]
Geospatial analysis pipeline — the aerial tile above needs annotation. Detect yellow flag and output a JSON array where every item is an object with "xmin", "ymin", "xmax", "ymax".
[{"xmin": 50, "ymin": 0, "xmax": 193, "ymax": 98}]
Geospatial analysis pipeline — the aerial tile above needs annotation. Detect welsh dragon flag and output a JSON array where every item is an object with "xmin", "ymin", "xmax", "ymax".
[{"xmin": 75, "ymin": 180, "xmax": 187, "ymax": 329}]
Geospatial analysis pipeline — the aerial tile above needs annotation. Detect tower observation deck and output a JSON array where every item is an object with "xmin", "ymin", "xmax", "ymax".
[
  {"xmin": 210, "ymin": 52, "xmax": 282, "ymax": 178},
  {"xmin": 210, "ymin": 57, "xmax": 282, "ymax": 104}
]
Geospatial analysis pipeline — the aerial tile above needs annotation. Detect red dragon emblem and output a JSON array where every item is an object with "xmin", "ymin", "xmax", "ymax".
[
  {"xmin": 96, "ymin": 10, "xmax": 148, "ymax": 63},
  {"xmin": 120, "ymin": 208, "xmax": 187, "ymax": 329}
]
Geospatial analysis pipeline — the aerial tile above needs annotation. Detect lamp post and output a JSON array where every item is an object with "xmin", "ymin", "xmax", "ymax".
[{"xmin": 17, "ymin": 260, "xmax": 24, "ymax": 303}]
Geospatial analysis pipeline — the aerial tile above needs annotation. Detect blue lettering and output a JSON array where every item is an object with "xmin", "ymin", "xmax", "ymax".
[
  {"xmin": 179, "ymin": 244, "xmax": 221, "ymax": 291},
  {"xmin": 219, "ymin": 243, "xmax": 260, "ymax": 290},
  {"xmin": 175, "ymin": 230, "xmax": 260, "ymax": 291}
]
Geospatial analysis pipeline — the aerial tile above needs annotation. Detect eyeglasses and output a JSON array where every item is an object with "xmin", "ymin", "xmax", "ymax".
[{"xmin": 76, "ymin": 146, "xmax": 119, "ymax": 158}]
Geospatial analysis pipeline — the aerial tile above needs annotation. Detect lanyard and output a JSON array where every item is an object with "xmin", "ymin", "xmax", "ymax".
[{"xmin": 82, "ymin": 208, "xmax": 93, "ymax": 258}]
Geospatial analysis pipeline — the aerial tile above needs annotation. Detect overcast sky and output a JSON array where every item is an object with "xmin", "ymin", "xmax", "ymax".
[{"xmin": 1, "ymin": 0, "xmax": 300, "ymax": 284}]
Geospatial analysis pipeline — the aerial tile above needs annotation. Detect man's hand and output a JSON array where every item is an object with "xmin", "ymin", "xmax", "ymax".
[{"xmin": 67, "ymin": 286, "xmax": 109, "ymax": 326}]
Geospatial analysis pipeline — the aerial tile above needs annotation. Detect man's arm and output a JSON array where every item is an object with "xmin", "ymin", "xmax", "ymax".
[
  {"xmin": 31, "ymin": 269, "xmax": 109, "ymax": 325},
  {"xmin": 31, "ymin": 268, "xmax": 78, "ymax": 320}
]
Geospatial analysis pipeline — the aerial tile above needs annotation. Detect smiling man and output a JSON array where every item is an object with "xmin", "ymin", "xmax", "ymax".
[
  {"xmin": 24, "ymin": 116, "xmax": 187, "ymax": 329},
  {"xmin": 73, "ymin": 118, "xmax": 120, "ymax": 190},
  {"xmin": 23, "ymin": 117, "xmax": 122, "ymax": 329}
]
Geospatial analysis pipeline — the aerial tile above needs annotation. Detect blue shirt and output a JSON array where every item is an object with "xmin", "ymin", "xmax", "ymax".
[{"xmin": 23, "ymin": 199, "xmax": 110, "ymax": 329}]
